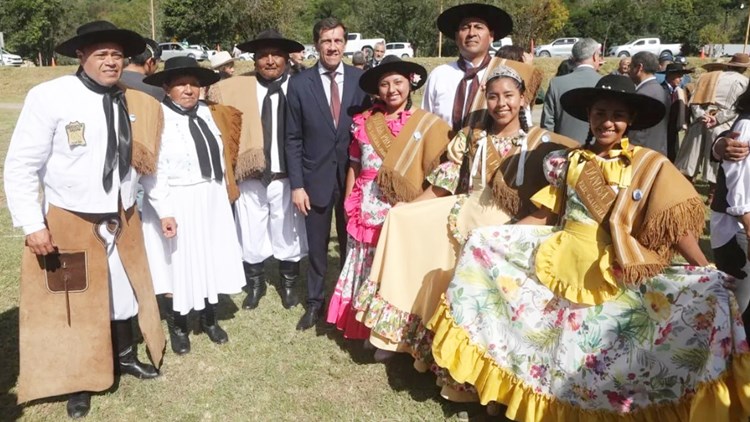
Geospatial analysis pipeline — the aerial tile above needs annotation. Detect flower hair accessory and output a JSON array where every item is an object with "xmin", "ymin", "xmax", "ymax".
[
  {"xmin": 487, "ymin": 65, "xmax": 523, "ymax": 85},
  {"xmin": 409, "ymin": 72, "xmax": 422, "ymax": 87}
]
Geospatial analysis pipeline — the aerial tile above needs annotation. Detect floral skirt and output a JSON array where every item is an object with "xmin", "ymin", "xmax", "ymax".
[
  {"xmin": 326, "ymin": 235, "xmax": 374, "ymax": 339},
  {"xmin": 428, "ymin": 224, "xmax": 750, "ymax": 421}
]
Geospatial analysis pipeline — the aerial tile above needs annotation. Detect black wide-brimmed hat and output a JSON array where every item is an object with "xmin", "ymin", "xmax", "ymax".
[
  {"xmin": 560, "ymin": 75, "xmax": 666, "ymax": 130},
  {"xmin": 359, "ymin": 55, "xmax": 427, "ymax": 95},
  {"xmin": 237, "ymin": 29, "xmax": 304, "ymax": 54},
  {"xmin": 656, "ymin": 63, "xmax": 694, "ymax": 75},
  {"xmin": 143, "ymin": 56, "xmax": 220, "ymax": 87},
  {"xmin": 55, "ymin": 21, "xmax": 145, "ymax": 58},
  {"xmin": 437, "ymin": 3, "xmax": 513, "ymax": 41}
]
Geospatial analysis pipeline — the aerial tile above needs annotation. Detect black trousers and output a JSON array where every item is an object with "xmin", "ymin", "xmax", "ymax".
[{"xmin": 304, "ymin": 182, "xmax": 347, "ymax": 307}]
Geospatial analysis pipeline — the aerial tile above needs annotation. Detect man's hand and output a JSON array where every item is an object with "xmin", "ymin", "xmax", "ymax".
[
  {"xmin": 521, "ymin": 52, "xmax": 534, "ymax": 64},
  {"xmin": 26, "ymin": 228, "xmax": 57, "ymax": 256},
  {"xmin": 715, "ymin": 131, "xmax": 748, "ymax": 162},
  {"xmin": 161, "ymin": 217, "xmax": 178, "ymax": 238},
  {"xmin": 292, "ymin": 188, "xmax": 311, "ymax": 216},
  {"xmin": 702, "ymin": 114, "xmax": 718, "ymax": 128}
]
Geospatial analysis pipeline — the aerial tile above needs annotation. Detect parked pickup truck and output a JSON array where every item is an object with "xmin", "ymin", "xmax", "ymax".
[
  {"xmin": 608, "ymin": 38, "xmax": 681, "ymax": 57},
  {"xmin": 345, "ymin": 33, "xmax": 386, "ymax": 58}
]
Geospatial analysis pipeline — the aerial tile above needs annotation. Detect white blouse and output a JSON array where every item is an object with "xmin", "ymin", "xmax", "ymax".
[{"xmin": 141, "ymin": 102, "xmax": 225, "ymax": 219}]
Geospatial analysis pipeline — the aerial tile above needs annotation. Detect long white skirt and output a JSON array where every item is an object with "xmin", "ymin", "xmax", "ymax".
[{"xmin": 142, "ymin": 180, "xmax": 245, "ymax": 315}]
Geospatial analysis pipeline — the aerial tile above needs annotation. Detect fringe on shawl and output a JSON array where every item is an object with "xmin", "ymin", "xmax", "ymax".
[
  {"xmin": 620, "ymin": 262, "xmax": 667, "ymax": 288},
  {"xmin": 132, "ymin": 140, "xmax": 159, "ymax": 175},
  {"xmin": 376, "ymin": 153, "xmax": 444, "ymax": 204},
  {"xmin": 491, "ymin": 174, "xmax": 521, "ymax": 217},
  {"xmin": 220, "ymin": 106, "xmax": 243, "ymax": 202},
  {"xmin": 637, "ymin": 196, "xmax": 706, "ymax": 262},
  {"xmin": 234, "ymin": 149, "xmax": 266, "ymax": 181},
  {"xmin": 525, "ymin": 68, "xmax": 544, "ymax": 106}
]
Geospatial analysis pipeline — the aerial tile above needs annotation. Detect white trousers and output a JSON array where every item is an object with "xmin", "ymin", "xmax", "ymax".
[
  {"xmin": 96, "ymin": 221, "xmax": 139, "ymax": 321},
  {"xmin": 235, "ymin": 178, "xmax": 308, "ymax": 264}
]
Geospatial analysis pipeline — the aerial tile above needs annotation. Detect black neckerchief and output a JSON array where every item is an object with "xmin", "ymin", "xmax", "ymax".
[
  {"xmin": 257, "ymin": 71, "xmax": 289, "ymax": 185},
  {"xmin": 162, "ymin": 98, "xmax": 224, "ymax": 182},
  {"xmin": 76, "ymin": 68, "xmax": 132, "ymax": 193}
]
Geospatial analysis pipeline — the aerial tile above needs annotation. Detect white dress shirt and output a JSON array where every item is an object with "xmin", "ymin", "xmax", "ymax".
[
  {"xmin": 711, "ymin": 118, "xmax": 750, "ymax": 248},
  {"xmin": 255, "ymin": 77, "xmax": 289, "ymax": 173},
  {"xmin": 141, "ymin": 102, "xmax": 225, "ymax": 219},
  {"xmin": 421, "ymin": 59, "xmax": 491, "ymax": 128},
  {"xmin": 318, "ymin": 61, "xmax": 344, "ymax": 106},
  {"xmin": 4, "ymin": 75, "xmax": 137, "ymax": 235}
]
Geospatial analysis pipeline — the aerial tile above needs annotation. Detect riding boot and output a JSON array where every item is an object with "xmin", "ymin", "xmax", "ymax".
[
  {"xmin": 242, "ymin": 261, "xmax": 266, "ymax": 309},
  {"xmin": 278, "ymin": 260, "xmax": 301, "ymax": 309},
  {"xmin": 66, "ymin": 391, "xmax": 91, "ymax": 419},
  {"xmin": 111, "ymin": 318, "xmax": 159, "ymax": 379},
  {"xmin": 200, "ymin": 299, "xmax": 228, "ymax": 344},
  {"xmin": 168, "ymin": 310, "xmax": 191, "ymax": 355}
]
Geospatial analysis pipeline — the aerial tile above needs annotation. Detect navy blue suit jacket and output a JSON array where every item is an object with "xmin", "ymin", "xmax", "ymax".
[{"xmin": 285, "ymin": 64, "xmax": 368, "ymax": 207}]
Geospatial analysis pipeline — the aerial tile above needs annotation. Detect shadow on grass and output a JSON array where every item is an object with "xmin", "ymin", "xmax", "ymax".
[{"xmin": 0, "ymin": 306, "xmax": 21, "ymax": 421}]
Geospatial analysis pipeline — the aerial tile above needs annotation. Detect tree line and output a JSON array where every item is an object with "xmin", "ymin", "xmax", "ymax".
[{"xmin": 0, "ymin": 0, "xmax": 747, "ymax": 65}]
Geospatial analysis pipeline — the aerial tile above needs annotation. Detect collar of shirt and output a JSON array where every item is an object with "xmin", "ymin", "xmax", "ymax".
[
  {"xmin": 575, "ymin": 64, "xmax": 595, "ymax": 71},
  {"xmin": 636, "ymin": 76, "xmax": 657, "ymax": 90},
  {"xmin": 318, "ymin": 61, "xmax": 345, "ymax": 76}
]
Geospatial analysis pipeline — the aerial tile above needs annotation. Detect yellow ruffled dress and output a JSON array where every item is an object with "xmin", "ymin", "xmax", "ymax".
[{"xmin": 427, "ymin": 146, "xmax": 750, "ymax": 421}]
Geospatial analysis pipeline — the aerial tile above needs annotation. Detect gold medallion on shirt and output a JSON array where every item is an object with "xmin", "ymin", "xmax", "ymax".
[{"xmin": 65, "ymin": 121, "xmax": 86, "ymax": 147}]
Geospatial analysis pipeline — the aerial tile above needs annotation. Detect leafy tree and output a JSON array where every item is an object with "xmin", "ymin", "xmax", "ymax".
[
  {"xmin": 0, "ymin": 0, "xmax": 67, "ymax": 64},
  {"xmin": 161, "ymin": 0, "xmax": 235, "ymax": 45}
]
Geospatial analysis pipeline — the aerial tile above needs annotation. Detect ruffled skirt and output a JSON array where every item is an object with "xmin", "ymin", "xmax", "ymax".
[{"xmin": 428, "ymin": 224, "xmax": 750, "ymax": 421}]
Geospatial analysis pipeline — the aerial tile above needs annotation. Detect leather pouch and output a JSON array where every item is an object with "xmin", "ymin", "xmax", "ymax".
[{"xmin": 44, "ymin": 251, "xmax": 88, "ymax": 293}]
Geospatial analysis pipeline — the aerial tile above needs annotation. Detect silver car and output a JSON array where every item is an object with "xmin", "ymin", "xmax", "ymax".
[
  {"xmin": 534, "ymin": 37, "xmax": 580, "ymax": 57},
  {"xmin": 158, "ymin": 43, "xmax": 208, "ymax": 61}
]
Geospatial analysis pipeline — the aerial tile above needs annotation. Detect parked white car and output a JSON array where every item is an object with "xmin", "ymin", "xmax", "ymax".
[
  {"xmin": 385, "ymin": 42, "xmax": 413, "ymax": 58},
  {"xmin": 345, "ymin": 33, "xmax": 386, "ymax": 58},
  {"xmin": 303, "ymin": 44, "xmax": 319, "ymax": 60},
  {"xmin": 490, "ymin": 37, "xmax": 514, "ymax": 56},
  {"xmin": 0, "ymin": 48, "xmax": 23, "ymax": 66},
  {"xmin": 237, "ymin": 52, "xmax": 254, "ymax": 61},
  {"xmin": 190, "ymin": 44, "xmax": 218, "ymax": 58},
  {"xmin": 159, "ymin": 43, "xmax": 208, "ymax": 61},
  {"xmin": 534, "ymin": 37, "xmax": 580, "ymax": 57},
  {"xmin": 608, "ymin": 38, "xmax": 682, "ymax": 57}
]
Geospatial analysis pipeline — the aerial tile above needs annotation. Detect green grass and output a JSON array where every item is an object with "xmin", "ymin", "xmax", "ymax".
[{"xmin": 0, "ymin": 57, "xmax": 718, "ymax": 420}]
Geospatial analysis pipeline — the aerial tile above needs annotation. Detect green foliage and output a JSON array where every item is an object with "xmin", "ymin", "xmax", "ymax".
[{"xmin": 0, "ymin": 0, "xmax": 66, "ymax": 64}]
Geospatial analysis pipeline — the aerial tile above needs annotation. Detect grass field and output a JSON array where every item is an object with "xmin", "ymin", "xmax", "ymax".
[{"xmin": 0, "ymin": 57, "xmax": 716, "ymax": 421}]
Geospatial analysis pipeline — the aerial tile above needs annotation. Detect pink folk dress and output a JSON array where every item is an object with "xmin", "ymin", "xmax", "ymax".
[{"xmin": 326, "ymin": 106, "xmax": 413, "ymax": 339}]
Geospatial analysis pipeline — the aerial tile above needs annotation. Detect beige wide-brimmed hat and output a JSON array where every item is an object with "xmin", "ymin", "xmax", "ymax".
[
  {"xmin": 210, "ymin": 51, "xmax": 235, "ymax": 69},
  {"xmin": 702, "ymin": 53, "xmax": 750, "ymax": 71}
]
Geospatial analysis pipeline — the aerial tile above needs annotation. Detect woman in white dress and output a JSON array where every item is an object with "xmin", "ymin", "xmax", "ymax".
[{"xmin": 141, "ymin": 57, "xmax": 245, "ymax": 354}]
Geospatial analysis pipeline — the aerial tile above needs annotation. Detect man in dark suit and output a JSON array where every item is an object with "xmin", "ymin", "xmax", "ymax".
[
  {"xmin": 541, "ymin": 38, "xmax": 603, "ymax": 142},
  {"xmin": 628, "ymin": 51, "xmax": 671, "ymax": 155},
  {"xmin": 286, "ymin": 17, "xmax": 368, "ymax": 330},
  {"xmin": 658, "ymin": 63, "xmax": 693, "ymax": 161}
]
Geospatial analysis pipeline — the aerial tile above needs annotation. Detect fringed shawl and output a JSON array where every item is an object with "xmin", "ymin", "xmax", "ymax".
[
  {"xmin": 690, "ymin": 71, "xmax": 722, "ymax": 106},
  {"xmin": 365, "ymin": 108, "xmax": 451, "ymax": 204},
  {"xmin": 609, "ymin": 148, "xmax": 705, "ymax": 285},
  {"xmin": 124, "ymin": 88, "xmax": 163, "ymax": 175},
  {"xmin": 208, "ymin": 104, "xmax": 243, "ymax": 203}
]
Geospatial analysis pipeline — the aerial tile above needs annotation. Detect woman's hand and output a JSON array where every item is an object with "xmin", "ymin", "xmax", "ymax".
[{"xmin": 161, "ymin": 217, "xmax": 178, "ymax": 238}]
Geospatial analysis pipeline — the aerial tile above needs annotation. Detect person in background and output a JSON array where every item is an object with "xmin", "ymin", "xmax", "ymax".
[
  {"xmin": 289, "ymin": 47, "xmax": 307, "ymax": 74},
  {"xmin": 352, "ymin": 51, "xmax": 367, "ymax": 69},
  {"xmin": 541, "ymin": 37, "xmax": 603, "ymax": 142},
  {"xmin": 609, "ymin": 56, "xmax": 631, "ymax": 76},
  {"xmin": 209, "ymin": 51, "xmax": 236, "ymax": 80},
  {"xmin": 555, "ymin": 58, "xmax": 576, "ymax": 76},
  {"xmin": 658, "ymin": 62, "xmax": 694, "ymax": 161},
  {"xmin": 365, "ymin": 41, "xmax": 386, "ymax": 70},
  {"xmin": 627, "ymin": 51, "xmax": 670, "ymax": 155},
  {"xmin": 120, "ymin": 37, "xmax": 164, "ymax": 100},
  {"xmin": 656, "ymin": 50, "xmax": 674, "ymax": 84}
]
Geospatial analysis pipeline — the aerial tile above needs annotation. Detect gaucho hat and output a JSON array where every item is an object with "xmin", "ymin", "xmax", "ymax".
[
  {"xmin": 55, "ymin": 20, "xmax": 145, "ymax": 58},
  {"xmin": 656, "ymin": 63, "xmax": 694, "ymax": 75},
  {"xmin": 237, "ymin": 29, "xmax": 304, "ymax": 54},
  {"xmin": 702, "ymin": 53, "xmax": 750, "ymax": 72},
  {"xmin": 143, "ymin": 56, "xmax": 220, "ymax": 87},
  {"xmin": 359, "ymin": 55, "xmax": 427, "ymax": 95},
  {"xmin": 437, "ymin": 3, "xmax": 513, "ymax": 41},
  {"xmin": 560, "ymin": 75, "xmax": 666, "ymax": 131}
]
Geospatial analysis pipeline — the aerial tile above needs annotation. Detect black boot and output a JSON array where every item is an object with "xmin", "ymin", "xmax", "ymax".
[
  {"xmin": 200, "ymin": 300, "xmax": 228, "ymax": 344},
  {"xmin": 278, "ymin": 260, "xmax": 301, "ymax": 309},
  {"xmin": 242, "ymin": 262, "xmax": 266, "ymax": 309},
  {"xmin": 168, "ymin": 310, "xmax": 191, "ymax": 355},
  {"xmin": 111, "ymin": 319, "xmax": 159, "ymax": 379},
  {"xmin": 67, "ymin": 392, "xmax": 91, "ymax": 419}
]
